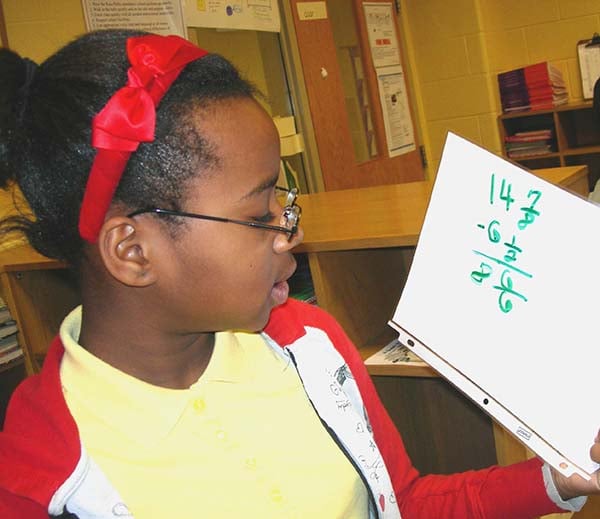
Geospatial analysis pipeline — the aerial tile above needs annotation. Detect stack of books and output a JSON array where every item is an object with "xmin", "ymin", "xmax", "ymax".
[
  {"xmin": 504, "ymin": 129, "xmax": 554, "ymax": 159},
  {"xmin": 0, "ymin": 298, "xmax": 22, "ymax": 366},
  {"xmin": 498, "ymin": 62, "xmax": 568, "ymax": 113}
]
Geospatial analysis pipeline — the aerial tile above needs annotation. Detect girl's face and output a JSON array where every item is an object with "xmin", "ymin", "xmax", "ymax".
[{"xmin": 150, "ymin": 98, "xmax": 303, "ymax": 333}]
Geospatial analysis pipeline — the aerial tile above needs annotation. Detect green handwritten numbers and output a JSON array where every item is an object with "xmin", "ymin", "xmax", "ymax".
[
  {"xmin": 518, "ymin": 190, "xmax": 542, "ymax": 230},
  {"xmin": 489, "ymin": 173, "xmax": 515, "ymax": 211},
  {"xmin": 470, "ymin": 174, "xmax": 542, "ymax": 313}
]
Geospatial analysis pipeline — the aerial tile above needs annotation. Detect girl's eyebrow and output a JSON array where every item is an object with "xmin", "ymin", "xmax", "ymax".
[{"xmin": 240, "ymin": 172, "xmax": 279, "ymax": 200}]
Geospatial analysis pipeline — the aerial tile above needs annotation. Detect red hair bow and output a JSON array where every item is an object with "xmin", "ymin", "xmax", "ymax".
[{"xmin": 78, "ymin": 34, "xmax": 208, "ymax": 243}]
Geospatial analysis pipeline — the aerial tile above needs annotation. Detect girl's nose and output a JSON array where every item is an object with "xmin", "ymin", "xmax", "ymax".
[{"xmin": 274, "ymin": 224, "xmax": 304, "ymax": 253}]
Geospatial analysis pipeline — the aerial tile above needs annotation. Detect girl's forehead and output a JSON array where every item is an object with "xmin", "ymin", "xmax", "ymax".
[{"xmin": 189, "ymin": 100, "xmax": 280, "ymax": 182}]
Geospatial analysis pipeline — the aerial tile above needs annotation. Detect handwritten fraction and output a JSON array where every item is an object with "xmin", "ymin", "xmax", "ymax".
[{"xmin": 470, "ymin": 173, "xmax": 542, "ymax": 313}]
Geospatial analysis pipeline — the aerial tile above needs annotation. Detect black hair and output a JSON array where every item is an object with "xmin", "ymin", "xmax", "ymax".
[{"xmin": 0, "ymin": 30, "xmax": 255, "ymax": 267}]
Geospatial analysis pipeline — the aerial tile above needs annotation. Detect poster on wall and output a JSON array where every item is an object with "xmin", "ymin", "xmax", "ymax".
[
  {"xmin": 81, "ymin": 0, "xmax": 187, "ymax": 37},
  {"xmin": 363, "ymin": 2, "xmax": 400, "ymax": 68},
  {"xmin": 376, "ymin": 65, "xmax": 415, "ymax": 157},
  {"xmin": 182, "ymin": 0, "xmax": 280, "ymax": 32}
]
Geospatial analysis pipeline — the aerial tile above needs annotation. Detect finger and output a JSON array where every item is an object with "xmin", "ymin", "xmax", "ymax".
[{"xmin": 592, "ymin": 433, "xmax": 600, "ymax": 463}]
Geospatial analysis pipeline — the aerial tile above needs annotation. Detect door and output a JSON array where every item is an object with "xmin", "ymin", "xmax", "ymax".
[{"xmin": 291, "ymin": 0, "xmax": 424, "ymax": 190}]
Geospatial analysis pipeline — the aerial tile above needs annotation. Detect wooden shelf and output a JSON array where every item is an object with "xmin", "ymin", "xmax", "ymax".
[
  {"xmin": 563, "ymin": 145, "xmax": 600, "ymax": 156},
  {"xmin": 0, "ymin": 354, "xmax": 24, "ymax": 375},
  {"xmin": 499, "ymin": 102, "xmax": 600, "ymax": 191}
]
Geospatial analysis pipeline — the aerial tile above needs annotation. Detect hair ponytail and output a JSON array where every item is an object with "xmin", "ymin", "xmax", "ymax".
[{"xmin": 0, "ymin": 49, "xmax": 38, "ymax": 186}]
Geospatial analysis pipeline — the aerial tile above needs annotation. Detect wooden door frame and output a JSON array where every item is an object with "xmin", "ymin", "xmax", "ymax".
[
  {"xmin": 290, "ymin": 0, "xmax": 424, "ymax": 190},
  {"xmin": 0, "ymin": 0, "xmax": 9, "ymax": 48}
]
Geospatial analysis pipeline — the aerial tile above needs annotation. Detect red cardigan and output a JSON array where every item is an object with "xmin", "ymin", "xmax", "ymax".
[{"xmin": 0, "ymin": 299, "xmax": 561, "ymax": 518}]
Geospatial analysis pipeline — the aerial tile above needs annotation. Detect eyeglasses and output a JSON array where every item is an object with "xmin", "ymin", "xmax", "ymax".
[{"xmin": 127, "ymin": 186, "xmax": 302, "ymax": 241}]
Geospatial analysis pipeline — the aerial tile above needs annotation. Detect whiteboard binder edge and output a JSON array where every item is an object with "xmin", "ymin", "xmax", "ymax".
[{"xmin": 387, "ymin": 320, "xmax": 592, "ymax": 480}]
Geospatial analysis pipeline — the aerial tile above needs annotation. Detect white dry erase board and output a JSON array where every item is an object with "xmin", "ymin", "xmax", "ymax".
[{"xmin": 390, "ymin": 132, "xmax": 600, "ymax": 479}]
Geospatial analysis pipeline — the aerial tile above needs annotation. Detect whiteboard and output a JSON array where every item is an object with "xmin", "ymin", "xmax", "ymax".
[{"xmin": 390, "ymin": 132, "xmax": 600, "ymax": 479}]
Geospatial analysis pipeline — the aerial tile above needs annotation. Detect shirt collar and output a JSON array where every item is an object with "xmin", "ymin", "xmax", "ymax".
[{"xmin": 59, "ymin": 306, "xmax": 252, "ymax": 444}]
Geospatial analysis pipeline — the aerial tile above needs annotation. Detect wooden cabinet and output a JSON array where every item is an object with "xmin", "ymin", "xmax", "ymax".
[
  {"xmin": 0, "ymin": 247, "xmax": 78, "ymax": 375},
  {"xmin": 498, "ymin": 102, "xmax": 600, "ymax": 192}
]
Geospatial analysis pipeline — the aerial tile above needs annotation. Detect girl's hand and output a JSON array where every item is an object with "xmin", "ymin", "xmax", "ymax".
[{"xmin": 551, "ymin": 431, "xmax": 600, "ymax": 500}]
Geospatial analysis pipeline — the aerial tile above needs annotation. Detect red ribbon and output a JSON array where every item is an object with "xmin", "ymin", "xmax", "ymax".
[{"xmin": 78, "ymin": 34, "xmax": 208, "ymax": 243}]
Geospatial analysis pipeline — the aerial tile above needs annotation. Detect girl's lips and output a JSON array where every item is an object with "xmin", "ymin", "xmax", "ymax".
[
  {"xmin": 271, "ymin": 257, "xmax": 296, "ymax": 306},
  {"xmin": 271, "ymin": 279, "xmax": 290, "ymax": 306}
]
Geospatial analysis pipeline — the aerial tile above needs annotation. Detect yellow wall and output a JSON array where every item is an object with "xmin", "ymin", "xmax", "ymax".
[
  {"xmin": 4, "ymin": 0, "xmax": 600, "ymax": 183},
  {"xmin": 402, "ymin": 0, "xmax": 600, "ymax": 175},
  {"xmin": 3, "ymin": 0, "xmax": 85, "ymax": 60},
  {"xmin": 1, "ymin": 1, "xmax": 290, "ymax": 118}
]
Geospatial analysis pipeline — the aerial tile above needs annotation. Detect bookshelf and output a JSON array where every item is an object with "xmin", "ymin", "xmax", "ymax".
[
  {"xmin": 498, "ymin": 102, "xmax": 600, "ymax": 191},
  {"xmin": 0, "ymin": 165, "xmax": 589, "ymax": 478},
  {"xmin": 0, "ymin": 246, "xmax": 78, "ymax": 374}
]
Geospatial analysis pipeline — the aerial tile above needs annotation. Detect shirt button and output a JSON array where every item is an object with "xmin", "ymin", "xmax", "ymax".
[
  {"xmin": 270, "ymin": 488, "xmax": 283, "ymax": 503},
  {"xmin": 193, "ymin": 398, "xmax": 205, "ymax": 413},
  {"xmin": 216, "ymin": 429, "xmax": 227, "ymax": 441}
]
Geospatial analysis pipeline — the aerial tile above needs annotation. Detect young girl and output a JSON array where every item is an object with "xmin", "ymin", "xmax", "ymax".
[{"xmin": 0, "ymin": 29, "xmax": 598, "ymax": 519}]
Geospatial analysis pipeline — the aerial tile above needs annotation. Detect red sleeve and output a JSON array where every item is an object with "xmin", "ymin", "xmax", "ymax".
[
  {"xmin": 0, "ymin": 487, "xmax": 49, "ymax": 518},
  {"xmin": 1, "ymin": 338, "xmax": 80, "ymax": 514},
  {"xmin": 287, "ymin": 300, "xmax": 563, "ymax": 519}
]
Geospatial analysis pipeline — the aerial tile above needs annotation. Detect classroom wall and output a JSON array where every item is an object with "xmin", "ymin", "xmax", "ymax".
[
  {"xmin": 2, "ymin": 0, "xmax": 85, "ymax": 59},
  {"xmin": 1, "ymin": 1, "xmax": 286, "ymax": 117},
  {"xmin": 4, "ymin": 0, "xmax": 600, "ymax": 186},
  {"xmin": 402, "ymin": 0, "xmax": 600, "ymax": 175}
]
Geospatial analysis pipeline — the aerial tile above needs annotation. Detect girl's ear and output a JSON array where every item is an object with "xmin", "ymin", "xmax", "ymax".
[{"xmin": 97, "ymin": 216, "xmax": 158, "ymax": 287}]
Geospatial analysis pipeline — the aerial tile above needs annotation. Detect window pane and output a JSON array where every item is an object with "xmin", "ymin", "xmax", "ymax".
[{"xmin": 327, "ymin": 1, "xmax": 379, "ymax": 163}]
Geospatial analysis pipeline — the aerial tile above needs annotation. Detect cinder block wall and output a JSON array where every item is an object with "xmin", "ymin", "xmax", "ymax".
[
  {"xmin": 2, "ymin": 0, "xmax": 85, "ymax": 60},
  {"xmin": 402, "ymin": 0, "xmax": 600, "ymax": 175}
]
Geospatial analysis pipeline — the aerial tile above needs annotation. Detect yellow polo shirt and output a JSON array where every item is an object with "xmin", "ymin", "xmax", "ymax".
[{"xmin": 59, "ymin": 307, "xmax": 368, "ymax": 518}]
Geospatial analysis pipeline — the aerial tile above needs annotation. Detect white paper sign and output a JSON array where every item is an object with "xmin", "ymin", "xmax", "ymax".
[
  {"xmin": 377, "ymin": 65, "xmax": 415, "ymax": 157},
  {"xmin": 81, "ymin": 0, "xmax": 186, "ymax": 37},
  {"xmin": 297, "ymin": 1, "xmax": 327, "ymax": 21},
  {"xmin": 390, "ymin": 132, "xmax": 600, "ymax": 479},
  {"xmin": 182, "ymin": 0, "xmax": 280, "ymax": 32},
  {"xmin": 363, "ymin": 2, "xmax": 400, "ymax": 68}
]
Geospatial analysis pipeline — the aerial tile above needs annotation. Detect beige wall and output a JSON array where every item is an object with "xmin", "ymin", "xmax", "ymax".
[
  {"xmin": 1, "ymin": 1, "xmax": 289, "ymax": 118},
  {"xmin": 402, "ymin": 0, "xmax": 600, "ymax": 175},
  {"xmin": 188, "ymin": 27, "xmax": 291, "ymax": 117},
  {"xmin": 4, "ymin": 0, "xmax": 600, "ymax": 185},
  {"xmin": 2, "ymin": 0, "xmax": 85, "ymax": 59}
]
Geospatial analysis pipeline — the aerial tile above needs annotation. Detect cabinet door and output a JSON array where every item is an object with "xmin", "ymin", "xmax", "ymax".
[{"xmin": 291, "ymin": 0, "xmax": 424, "ymax": 190}]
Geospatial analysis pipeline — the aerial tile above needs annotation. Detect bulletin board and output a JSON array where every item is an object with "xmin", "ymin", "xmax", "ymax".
[{"xmin": 391, "ymin": 132, "xmax": 600, "ymax": 479}]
